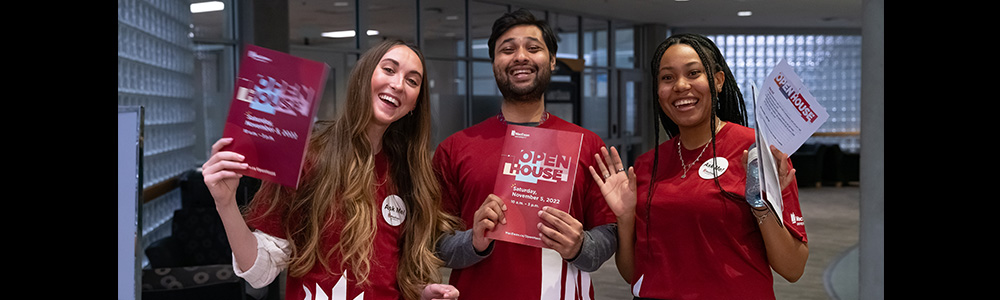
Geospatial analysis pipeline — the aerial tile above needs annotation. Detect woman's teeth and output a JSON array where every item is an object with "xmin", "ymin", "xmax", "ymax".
[
  {"xmin": 674, "ymin": 98, "xmax": 697, "ymax": 108},
  {"xmin": 379, "ymin": 94, "xmax": 399, "ymax": 107}
]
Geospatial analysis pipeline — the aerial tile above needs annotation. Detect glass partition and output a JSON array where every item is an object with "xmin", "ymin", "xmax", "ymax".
[
  {"xmin": 470, "ymin": 2, "xmax": 509, "ymax": 59},
  {"xmin": 553, "ymin": 13, "xmax": 579, "ymax": 60},
  {"xmin": 615, "ymin": 25, "xmax": 634, "ymax": 68},
  {"xmin": 471, "ymin": 61, "xmax": 502, "ymax": 124},
  {"xmin": 289, "ymin": 0, "xmax": 356, "ymax": 49},
  {"xmin": 368, "ymin": 0, "xmax": 417, "ymax": 47},
  {"xmin": 709, "ymin": 34, "xmax": 862, "ymax": 153},
  {"xmin": 422, "ymin": 0, "xmax": 467, "ymax": 57},
  {"xmin": 582, "ymin": 69, "xmax": 609, "ymax": 138},
  {"xmin": 583, "ymin": 18, "xmax": 608, "ymax": 67},
  {"xmin": 427, "ymin": 59, "xmax": 468, "ymax": 146}
]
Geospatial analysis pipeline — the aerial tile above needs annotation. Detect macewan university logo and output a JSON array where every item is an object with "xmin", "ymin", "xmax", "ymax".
[{"xmin": 235, "ymin": 50, "xmax": 317, "ymax": 117}]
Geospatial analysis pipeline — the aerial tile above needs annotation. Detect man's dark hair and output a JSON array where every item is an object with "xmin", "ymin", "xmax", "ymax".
[{"xmin": 487, "ymin": 8, "xmax": 558, "ymax": 61}]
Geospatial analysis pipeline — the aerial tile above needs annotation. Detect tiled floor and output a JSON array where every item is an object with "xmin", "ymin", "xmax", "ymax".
[
  {"xmin": 436, "ymin": 186, "xmax": 862, "ymax": 299},
  {"xmin": 588, "ymin": 186, "xmax": 862, "ymax": 299}
]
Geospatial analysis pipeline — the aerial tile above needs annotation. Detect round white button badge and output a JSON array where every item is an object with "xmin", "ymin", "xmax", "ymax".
[
  {"xmin": 381, "ymin": 195, "xmax": 406, "ymax": 226},
  {"xmin": 698, "ymin": 157, "xmax": 729, "ymax": 180}
]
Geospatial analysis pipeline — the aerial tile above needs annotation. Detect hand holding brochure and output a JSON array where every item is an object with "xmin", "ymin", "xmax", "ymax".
[
  {"xmin": 487, "ymin": 125, "xmax": 584, "ymax": 248},
  {"xmin": 750, "ymin": 59, "xmax": 828, "ymax": 225},
  {"xmin": 221, "ymin": 45, "xmax": 330, "ymax": 188}
]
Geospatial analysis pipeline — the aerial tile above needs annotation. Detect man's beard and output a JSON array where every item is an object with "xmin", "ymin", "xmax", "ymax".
[{"xmin": 494, "ymin": 64, "xmax": 551, "ymax": 103}]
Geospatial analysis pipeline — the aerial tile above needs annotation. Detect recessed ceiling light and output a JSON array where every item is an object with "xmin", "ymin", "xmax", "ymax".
[
  {"xmin": 738, "ymin": 11, "xmax": 753, "ymax": 17},
  {"xmin": 191, "ymin": 1, "xmax": 224, "ymax": 13},
  {"xmin": 321, "ymin": 30, "xmax": 380, "ymax": 39}
]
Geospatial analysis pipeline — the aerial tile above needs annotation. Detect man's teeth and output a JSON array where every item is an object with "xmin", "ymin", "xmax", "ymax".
[
  {"xmin": 513, "ymin": 69, "xmax": 532, "ymax": 75},
  {"xmin": 379, "ymin": 94, "xmax": 399, "ymax": 107}
]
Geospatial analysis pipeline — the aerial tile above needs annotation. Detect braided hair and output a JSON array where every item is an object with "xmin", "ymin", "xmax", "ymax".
[
  {"xmin": 644, "ymin": 34, "xmax": 750, "ymax": 239},
  {"xmin": 649, "ymin": 33, "xmax": 747, "ymax": 137}
]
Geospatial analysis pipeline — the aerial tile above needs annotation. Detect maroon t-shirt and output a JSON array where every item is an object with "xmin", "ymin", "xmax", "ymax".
[
  {"xmin": 433, "ymin": 114, "xmax": 616, "ymax": 300},
  {"xmin": 248, "ymin": 152, "xmax": 406, "ymax": 300},
  {"xmin": 632, "ymin": 123, "xmax": 807, "ymax": 299}
]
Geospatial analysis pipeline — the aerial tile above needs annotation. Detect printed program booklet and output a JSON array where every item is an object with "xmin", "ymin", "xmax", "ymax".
[
  {"xmin": 221, "ymin": 45, "xmax": 329, "ymax": 188},
  {"xmin": 750, "ymin": 59, "xmax": 828, "ymax": 225},
  {"xmin": 487, "ymin": 124, "xmax": 584, "ymax": 248}
]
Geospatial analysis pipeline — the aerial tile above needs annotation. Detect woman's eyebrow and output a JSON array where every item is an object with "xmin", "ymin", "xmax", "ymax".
[
  {"xmin": 380, "ymin": 58, "xmax": 400, "ymax": 66},
  {"xmin": 382, "ymin": 57, "xmax": 423, "ymax": 79}
]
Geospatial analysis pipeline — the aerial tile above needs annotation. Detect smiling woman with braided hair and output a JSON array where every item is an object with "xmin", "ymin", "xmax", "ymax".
[{"xmin": 590, "ymin": 33, "xmax": 809, "ymax": 299}]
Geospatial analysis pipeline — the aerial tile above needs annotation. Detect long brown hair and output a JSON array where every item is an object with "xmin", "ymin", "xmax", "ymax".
[{"xmin": 246, "ymin": 40, "xmax": 458, "ymax": 300}]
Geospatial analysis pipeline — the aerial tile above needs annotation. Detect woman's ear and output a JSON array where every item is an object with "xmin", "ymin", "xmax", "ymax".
[{"xmin": 714, "ymin": 70, "xmax": 725, "ymax": 93}]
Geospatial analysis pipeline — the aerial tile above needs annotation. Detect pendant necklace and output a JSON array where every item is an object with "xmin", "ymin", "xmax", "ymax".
[{"xmin": 678, "ymin": 140, "xmax": 710, "ymax": 179}]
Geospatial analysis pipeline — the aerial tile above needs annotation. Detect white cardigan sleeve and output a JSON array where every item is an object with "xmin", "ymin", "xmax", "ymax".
[{"xmin": 233, "ymin": 230, "xmax": 291, "ymax": 288}]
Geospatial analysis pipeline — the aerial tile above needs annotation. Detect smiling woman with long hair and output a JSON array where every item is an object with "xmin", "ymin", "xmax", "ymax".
[
  {"xmin": 590, "ymin": 33, "xmax": 809, "ymax": 299},
  {"xmin": 202, "ymin": 40, "xmax": 460, "ymax": 300}
]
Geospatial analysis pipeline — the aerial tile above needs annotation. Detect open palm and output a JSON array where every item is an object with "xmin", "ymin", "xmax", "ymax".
[{"xmin": 588, "ymin": 146, "xmax": 637, "ymax": 218}]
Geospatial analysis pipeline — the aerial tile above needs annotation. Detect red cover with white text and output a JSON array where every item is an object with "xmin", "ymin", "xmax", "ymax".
[
  {"xmin": 486, "ymin": 125, "xmax": 584, "ymax": 248},
  {"xmin": 221, "ymin": 45, "xmax": 329, "ymax": 188}
]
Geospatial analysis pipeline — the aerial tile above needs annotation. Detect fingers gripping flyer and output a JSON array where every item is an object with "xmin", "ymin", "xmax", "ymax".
[{"xmin": 488, "ymin": 125, "xmax": 584, "ymax": 248}]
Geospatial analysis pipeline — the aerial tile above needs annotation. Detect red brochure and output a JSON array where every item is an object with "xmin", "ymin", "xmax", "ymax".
[
  {"xmin": 221, "ymin": 45, "xmax": 329, "ymax": 188},
  {"xmin": 487, "ymin": 125, "xmax": 584, "ymax": 248}
]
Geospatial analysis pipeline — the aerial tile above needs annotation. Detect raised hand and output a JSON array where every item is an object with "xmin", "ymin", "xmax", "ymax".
[
  {"xmin": 587, "ymin": 146, "xmax": 637, "ymax": 219},
  {"xmin": 201, "ymin": 138, "xmax": 258, "ymax": 271},
  {"xmin": 201, "ymin": 137, "xmax": 248, "ymax": 209}
]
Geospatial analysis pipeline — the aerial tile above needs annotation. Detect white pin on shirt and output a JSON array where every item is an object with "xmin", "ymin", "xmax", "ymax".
[
  {"xmin": 381, "ymin": 195, "xmax": 406, "ymax": 226},
  {"xmin": 698, "ymin": 157, "xmax": 729, "ymax": 180}
]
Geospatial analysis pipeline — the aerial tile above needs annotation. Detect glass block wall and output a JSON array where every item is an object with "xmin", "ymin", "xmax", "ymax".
[
  {"xmin": 709, "ymin": 34, "xmax": 862, "ymax": 153},
  {"xmin": 118, "ymin": 0, "xmax": 195, "ymax": 264}
]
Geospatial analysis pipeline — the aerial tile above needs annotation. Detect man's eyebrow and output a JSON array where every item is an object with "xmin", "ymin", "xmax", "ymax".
[{"xmin": 499, "ymin": 36, "xmax": 543, "ymax": 46}]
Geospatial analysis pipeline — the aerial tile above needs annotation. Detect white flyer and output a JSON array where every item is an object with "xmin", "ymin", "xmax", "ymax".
[
  {"xmin": 751, "ymin": 59, "xmax": 828, "ymax": 225},
  {"xmin": 756, "ymin": 59, "xmax": 829, "ymax": 154}
]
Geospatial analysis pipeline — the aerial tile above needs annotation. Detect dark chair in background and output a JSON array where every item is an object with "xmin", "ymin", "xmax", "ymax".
[
  {"xmin": 142, "ymin": 170, "xmax": 275, "ymax": 300},
  {"xmin": 790, "ymin": 143, "xmax": 859, "ymax": 188},
  {"xmin": 821, "ymin": 144, "xmax": 845, "ymax": 187},
  {"xmin": 791, "ymin": 144, "xmax": 825, "ymax": 188}
]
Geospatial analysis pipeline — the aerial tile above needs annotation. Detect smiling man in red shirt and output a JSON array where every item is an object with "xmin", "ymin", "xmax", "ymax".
[{"xmin": 433, "ymin": 8, "xmax": 617, "ymax": 300}]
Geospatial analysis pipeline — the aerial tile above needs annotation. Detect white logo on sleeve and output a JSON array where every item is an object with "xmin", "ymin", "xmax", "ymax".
[{"xmin": 381, "ymin": 195, "xmax": 406, "ymax": 226}]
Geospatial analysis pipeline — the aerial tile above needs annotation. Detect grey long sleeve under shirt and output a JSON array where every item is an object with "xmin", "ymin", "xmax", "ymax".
[{"xmin": 436, "ymin": 223, "xmax": 618, "ymax": 272}]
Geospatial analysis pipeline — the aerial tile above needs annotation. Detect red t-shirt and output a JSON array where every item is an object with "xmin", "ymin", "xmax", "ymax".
[
  {"xmin": 248, "ymin": 152, "xmax": 407, "ymax": 300},
  {"xmin": 433, "ymin": 114, "xmax": 616, "ymax": 300},
  {"xmin": 631, "ymin": 123, "xmax": 807, "ymax": 300}
]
